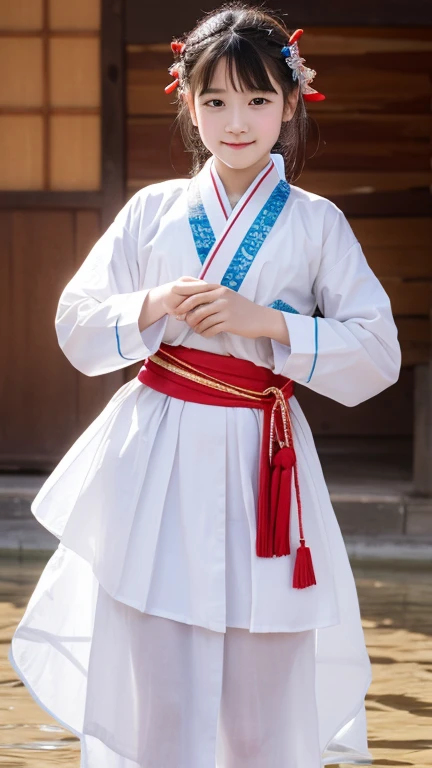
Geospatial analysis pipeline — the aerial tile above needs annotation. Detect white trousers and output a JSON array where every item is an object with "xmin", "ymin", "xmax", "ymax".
[{"xmin": 81, "ymin": 584, "xmax": 321, "ymax": 768}]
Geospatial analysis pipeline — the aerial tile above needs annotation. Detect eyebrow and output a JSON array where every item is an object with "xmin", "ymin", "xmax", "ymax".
[
  {"xmin": 200, "ymin": 88, "xmax": 227, "ymax": 95},
  {"xmin": 200, "ymin": 87, "xmax": 273, "ymax": 96}
]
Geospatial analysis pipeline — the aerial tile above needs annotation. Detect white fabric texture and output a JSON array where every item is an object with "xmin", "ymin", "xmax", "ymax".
[
  {"xmin": 9, "ymin": 546, "xmax": 366, "ymax": 767},
  {"xmin": 9, "ymin": 153, "xmax": 401, "ymax": 765}
]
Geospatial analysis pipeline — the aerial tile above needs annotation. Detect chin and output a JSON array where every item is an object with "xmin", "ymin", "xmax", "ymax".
[{"xmin": 217, "ymin": 147, "xmax": 264, "ymax": 167}]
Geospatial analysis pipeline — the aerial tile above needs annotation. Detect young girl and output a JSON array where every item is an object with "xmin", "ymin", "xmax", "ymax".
[{"xmin": 9, "ymin": 4, "xmax": 401, "ymax": 767}]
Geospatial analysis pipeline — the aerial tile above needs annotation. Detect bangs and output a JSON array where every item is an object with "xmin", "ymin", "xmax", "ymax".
[{"xmin": 191, "ymin": 36, "xmax": 280, "ymax": 96}]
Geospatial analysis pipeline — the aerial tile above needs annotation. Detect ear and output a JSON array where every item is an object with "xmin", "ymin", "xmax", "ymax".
[
  {"xmin": 282, "ymin": 86, "xmax": 300, "ymax": 122},
  {"xmin": 183, "ymin": 90, "xmax": 198, "ymax": 127}
]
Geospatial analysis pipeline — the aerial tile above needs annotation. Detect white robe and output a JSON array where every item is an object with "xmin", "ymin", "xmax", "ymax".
[{"xmin": 9, "ymin": 153, "xmax": 401, "ymax": 766}]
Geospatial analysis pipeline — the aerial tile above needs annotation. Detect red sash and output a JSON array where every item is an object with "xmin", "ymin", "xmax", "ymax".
[{"xmin": 137, "ymin": 343, "xmax": 316, "ymax": 589}]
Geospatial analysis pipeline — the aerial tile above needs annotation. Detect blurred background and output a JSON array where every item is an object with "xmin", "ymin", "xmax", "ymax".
[{"xmin": 0, "ymin": 1, "xmax": 431, "ymax": 764}]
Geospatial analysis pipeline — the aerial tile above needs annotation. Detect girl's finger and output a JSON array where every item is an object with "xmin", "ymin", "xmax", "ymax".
[
  {"xmin": 200, "ymin": 323, "xmax": 225, "ymax": 338},
  {"xmin": 194, "ymin": 312, "xmax": 223, "ymax": 334},
  {"xmin": 187, "ymin": 301, "xmax": 222, "ymax": 326},
  {"xmin": 172, "ymin": 281, "xmax": 214, "ymax": 296},
  {"xmin": 176, "ymin": 290, "xmax": 217, "ymax": 314}
]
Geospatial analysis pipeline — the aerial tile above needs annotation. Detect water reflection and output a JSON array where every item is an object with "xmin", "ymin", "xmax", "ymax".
[
  {"xmin": 1, "ymin": 556, "xmax": 431, "ymax": 767},
  {"xmin": 353, "ymin": 564, "xmax": 432, "ymax": 768}
]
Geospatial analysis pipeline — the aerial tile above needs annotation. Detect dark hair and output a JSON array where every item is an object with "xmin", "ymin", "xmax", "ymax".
[{"xmin": 170, "ymin": 2, "xmax": 312, "ymax": 182}]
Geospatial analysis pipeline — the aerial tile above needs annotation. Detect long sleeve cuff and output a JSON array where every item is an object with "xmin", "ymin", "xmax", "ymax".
[
  {"xmin": 115, "ymin": 289, "xmax": 168, "ymax": 362},
  {"xmin": 271, "ymin": 313, "xmax": 318, "ymax": 383}
]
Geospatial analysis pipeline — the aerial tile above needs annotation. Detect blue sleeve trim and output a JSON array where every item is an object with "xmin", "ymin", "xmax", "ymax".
[
  {"xmin": 306, "ymin": 316, "xmax": 318, "ymax": 383},
  {"xmin": 115, "ymin": 317, "xmax": 142, "ymax": 361},
  {"xmin": 269, "ymin": 299, "xmax": 299, "ymax": 314}
]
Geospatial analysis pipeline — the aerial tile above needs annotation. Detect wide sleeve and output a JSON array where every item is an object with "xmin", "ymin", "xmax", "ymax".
[
  {"xmin": 271, "ymin": 207, "xmax": 402, "ymax": 407},
  {"xmin": 55, "ymin": 188, "xmax": 168, "ymax": 377}
]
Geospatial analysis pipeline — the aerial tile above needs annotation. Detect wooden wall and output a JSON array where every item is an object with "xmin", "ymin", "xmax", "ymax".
[
  {"xmin": 0, "ymin": 0, "xmax": 117, "ymax": 469},
  {"xmin": 0, "ymin": 209, "xmax": 120, "ymax": 468}
]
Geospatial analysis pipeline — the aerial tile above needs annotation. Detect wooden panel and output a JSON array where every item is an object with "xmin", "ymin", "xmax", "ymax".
[
  {"xmin": 128, "ymin": 61, "xmax": 175, "ymax": 116},
  {"xmin": 305, "ymin": 114, "xmax": 432, "ymax": 172},
  {"xmin": 0, "ymin": 210, "xmax": 78, "ymax": 467},
  {"xmin": 349, "ymin": 218, "xmax": 432, "ymax": 248},
  {"xmin": 396, "ymin": 318, "xmax": 430, "ymax": 366},
  {"xmin": 295, "ymin": 27, "xmax": 432, "ymax": 55},
  {"xmin": 50, "ymin": 37, "xmax": 100, "ymax": 108},
  {"xmin": 308, "ymin": 113, "xmax": 431, "ymax": 141},
  {"xmin": 382, "ymin": 280, "xmax": 432, "ymax": 316},
  {"xmin": 0, "ymin": 115, "xmax": 43, "ymax": 189},
  {"xmin": 365, "ymin": 248, "xmax": 432, "ymax": 280},
  {"xmin": 0, "ymin": 38, "xmax": 43, "ymax": 107},
  {"xmin": 307, "ymin": 141, "xmax": 430, "ymax": 173},
  {"xmin": 297, "ymin": 171, "xmax": 432, "ymax": 196},
  {"xmin": 0, "ymin": 190, "xmax": 102, "ymax": 207},
  {"xmin": 49, "ymin": 0, "xmax": 100, "ymax": 30},
  {"xmin": 125, "ymin": 4, "xmax": 432, "ymax": 43},
  {"xmin": 329, "ymin": 191, "xmax": 431, "ymax": 218},
  {"xmin": 50, "ymin": 115, "xmax": 101, "ymax": 190},
  {"xmin": 296, "ymin": 367, "xmax": 414, "ymax": 436},
  {"xmin": 127, "ymin": 117, "xmax": 187, "ymax": 183},
  {"xmin": 0, "ymin": 207, "xmax": 124, "ymax": 468},
  {"xmin": 0, "ymin": 0, "xmax": 43, "ymax": 30}
]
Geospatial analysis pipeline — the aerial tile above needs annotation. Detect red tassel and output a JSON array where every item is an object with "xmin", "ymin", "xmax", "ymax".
[
  {"xmin": 270, "ymin": 446, "xmax": 295, "ymax": 555},
  {"xmin": 293, "ymin": 540, "xmax": 316, "ymax": 589}
]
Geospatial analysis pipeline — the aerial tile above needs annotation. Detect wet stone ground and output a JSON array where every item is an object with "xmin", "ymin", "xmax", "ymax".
[{"xmin": 0, "ymin": 555, "xmax": 431, "ymax": 767}]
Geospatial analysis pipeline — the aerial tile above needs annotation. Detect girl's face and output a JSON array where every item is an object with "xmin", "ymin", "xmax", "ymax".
[{"xmin": 185, "ymin": 57, "xmax": 298, "ymax": 172}]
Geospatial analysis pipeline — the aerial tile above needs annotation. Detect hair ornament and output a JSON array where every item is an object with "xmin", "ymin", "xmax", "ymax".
[
  {"xmin": 281, "ymin": 29, "xmax": 325, "ymax": 102},
  {"xmin": 165, "ymin": 41, "xmax": 186, "ymax": 94}
]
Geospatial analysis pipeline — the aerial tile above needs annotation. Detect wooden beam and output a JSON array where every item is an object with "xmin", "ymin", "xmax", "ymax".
[
  {"xmin": 0, "ymin": 191, "xmax": 102, "ymax": 209},
  {"xmin": 125, "ymin": 2, "xmax": 432, "ymax": 43},
  {"xmin": 101, "ymin": 0, "xmax": 126, "ymax": 229},
  {"xmin": 328, "ymin": 190, "xmax": 432, "ymax": 218}
]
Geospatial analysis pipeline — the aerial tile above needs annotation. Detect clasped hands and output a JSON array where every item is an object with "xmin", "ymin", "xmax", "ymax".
[{"xmin": 167, "ymin": 276, "xmax": 267, "ymax": 340}]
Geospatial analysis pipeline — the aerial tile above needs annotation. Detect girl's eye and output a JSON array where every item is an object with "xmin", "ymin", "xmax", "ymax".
[{"xmin": 204, "ymin": 97, "xmax": 269, "ymax": 108}]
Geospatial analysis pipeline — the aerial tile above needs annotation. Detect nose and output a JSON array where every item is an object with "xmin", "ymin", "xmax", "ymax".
[{"xmin": 224, "ymin": 106, "xmax": 249, "ymax": 136}]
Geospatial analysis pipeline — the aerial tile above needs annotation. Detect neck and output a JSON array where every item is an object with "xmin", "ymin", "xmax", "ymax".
[{"xmin": 212, "ymin": 153, "xmax": 272, "ymax": 206}]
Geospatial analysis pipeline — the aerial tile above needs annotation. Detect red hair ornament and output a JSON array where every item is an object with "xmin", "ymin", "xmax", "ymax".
[
  {"xmin": 281, "ymin": 28, "xmax": 325, "ymax": 101},
  {"xmin": 164, "ymin": 29, "xmax": 325, "ymax": 101},
  {"xmin": 164, "ymin": 41, "xmax": 185, "ymax": 94}
]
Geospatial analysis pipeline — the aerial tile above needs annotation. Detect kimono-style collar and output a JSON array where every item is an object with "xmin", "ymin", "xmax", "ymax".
[
  {"xmin": 188, "ymin": 153, "xmax": 290, "ymax": 290},
  {"xmin": 200, "ymin": 152, "xmax": 286, "ymax": 231}
]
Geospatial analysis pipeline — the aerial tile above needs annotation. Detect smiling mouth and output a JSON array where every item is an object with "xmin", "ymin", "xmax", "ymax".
[{"xmin": 223, "ymin": 141, "xmax": 255, "ymax": 146}]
